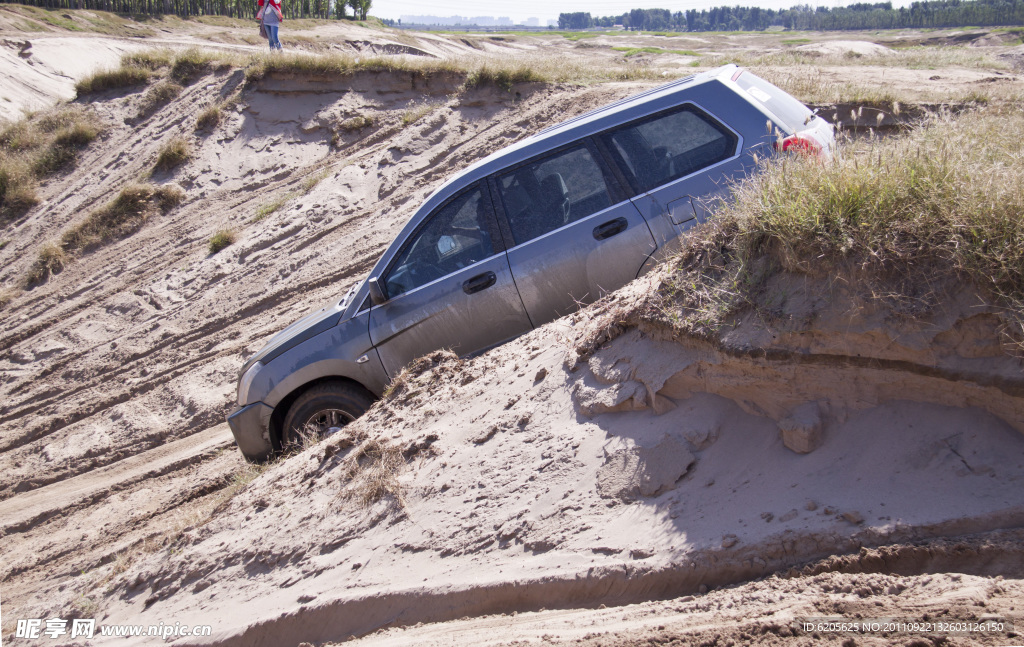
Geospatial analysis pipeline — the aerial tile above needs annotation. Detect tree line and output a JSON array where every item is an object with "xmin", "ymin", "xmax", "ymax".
[
  {"xmin": 559, "ymin": 0, "xmax": 1024, "ymax": 31},
  {"xmin": 0, "ymin": 0, "xmax": 370, "ymax": 20}
]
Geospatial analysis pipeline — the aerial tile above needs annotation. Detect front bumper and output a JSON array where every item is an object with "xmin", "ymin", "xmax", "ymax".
[{"xmin": 227, "ymin": 402, "xmax": 275, "ymax": 462}]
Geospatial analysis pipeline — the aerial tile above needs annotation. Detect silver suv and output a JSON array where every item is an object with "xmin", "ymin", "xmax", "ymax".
[{"xmin": 228, "ymin": 64, "xmax": 834, "ymax": 460}]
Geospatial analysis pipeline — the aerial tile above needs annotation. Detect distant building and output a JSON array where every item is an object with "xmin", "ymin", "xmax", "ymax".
[{"xmin": 526, "ymin": 17, "xmax": 539, "ymax": 26}]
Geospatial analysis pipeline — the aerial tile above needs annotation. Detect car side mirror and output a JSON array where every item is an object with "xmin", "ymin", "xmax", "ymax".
[{"xmin": 368, "ymin": 276, "xmax": 387, "ymax": 305}]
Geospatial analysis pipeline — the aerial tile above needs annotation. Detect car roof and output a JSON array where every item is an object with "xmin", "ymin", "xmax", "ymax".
[{"xmin": 419, "ymin": 63, "xmax": 739, "ymax": 212}]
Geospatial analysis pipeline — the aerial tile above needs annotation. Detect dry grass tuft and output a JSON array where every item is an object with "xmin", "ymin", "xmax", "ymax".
[
  {"xmin": 401, "ymin": 101, "xmax": 440, "ymax": 125},
  {"xmin": 339, "ymin": 114, "xmax": 374, "ymax": 131},
  {"xmin": 154, "ymin": 135, "xmax": 192, "ymax": 172},
  {"xmin": 138, "ymin": 81, "xmax": 183, "ymax": 118},
  {"xmin": 243, "ymin": 51, "xmax": 454, "ymax": 83},
  {"xmin": 121, "ymin": 49, "xmax": 175, "ymax": 70},
  {"xmin": 382, "ymin": 349, "xmax": 460, "ymax": 401},
  {"xmin": 61, "ymin": 184, "xmax": 160, "ymax": 253},
  {"xmin": 26, "ymin": 242, "xmax": 68, "ymax": 284},
  {"xmin": 464, "ymin": 61, "xmax": 546, "ymax": 91},
  {"xmin": 155, "ymin": 184, "xmax": 186, "ymax": 211},
  {"xmin": 26, "ymin": 183, "xmax": 187, "ymax": 284},
  {"xmin": 1, "ymin": 105, "xmax": 101, "ymax": 220},
  {"xmin": 170, "ymin": 47, "xmax": 222, "ymax": 85},
  {"xmin": 662, "ymin": 104, "xmax": 1024, "ymax": 338},
  {"xmin": 0, "ymin": 159, "xmax": 39, "ymax": 221},
  {"xmin": 0, "ymin": 286, "xmax": 16, "ymax": 310},
  {"xmin": 340, "ymin": 438, "xmax": 406, "ymax": 508},
  {"xmin": 195, "ymin": 104, "xmax": 222, "ymax": 131},
  {"xmin": 208, "ymin": 228, "xmax": 236, "ymax": 254},
  {"xmin": 75, "ymin": 65, "xmax": 152, "ymax": 95}
]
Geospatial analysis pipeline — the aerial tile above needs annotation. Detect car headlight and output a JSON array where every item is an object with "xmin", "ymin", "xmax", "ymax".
[{"xmin": 237, "ymin": 361, "xmax": 263, "ymax": 407}]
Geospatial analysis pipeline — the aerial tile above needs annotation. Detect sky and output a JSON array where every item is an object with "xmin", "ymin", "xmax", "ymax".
[{"xmin": 372, "ymin": 0, "xmax": 878, "ymax": 24}]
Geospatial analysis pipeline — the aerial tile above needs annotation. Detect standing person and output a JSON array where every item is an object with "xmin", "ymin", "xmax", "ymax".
[{"xmin": 258, "ymin": 0, "xmax": 283, "ymax": 51}]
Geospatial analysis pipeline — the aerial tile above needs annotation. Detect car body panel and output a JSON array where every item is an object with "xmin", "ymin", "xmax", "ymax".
[
  {"xmin": 252, "ymin": 309, "xmax": 389, "ymax": 408},
  {"xmin": 368, "ymin": 253, "xmax": 531, "ymax": 376},
  {"xmin": 227, "ymin": 402, "xmax": 275, "ymax": 462},
  {"xmin": 505, "ymin": 199, "xmax": 655, "ymax": 324}
]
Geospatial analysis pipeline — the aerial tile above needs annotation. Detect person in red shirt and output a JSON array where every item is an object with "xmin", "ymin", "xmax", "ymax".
[{"xmin": 258, "ymin": 0, "xmax": 283, "ymax": 51}]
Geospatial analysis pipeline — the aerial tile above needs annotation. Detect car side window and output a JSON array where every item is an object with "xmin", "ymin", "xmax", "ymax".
[
  {"xmin": 600, "ymin": 105, "xmax": 738, "ymax": 195},
  {"xmin": 384, "ymin": 185, "xmax": 495, "ymax": 299},
  {"xmin": 496, "ymin": 144, "xmax": 613, "ymax": 246}
]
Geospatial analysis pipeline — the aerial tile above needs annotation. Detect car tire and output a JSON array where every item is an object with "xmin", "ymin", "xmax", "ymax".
[{"xmin": 281, "ymin": 381, "xmax": 375, "ymax": 448}]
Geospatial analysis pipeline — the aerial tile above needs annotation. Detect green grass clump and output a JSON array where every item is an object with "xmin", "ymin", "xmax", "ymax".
[
  {"xmin": 562, "ymin": 32, "xmax": 602, "ymax": 41},
  {"xmin": 252, "ymin": 196, "xmax": 288, "ymax": 222},
  {"xmin": 667, "ymin": 106, "xmax": 1024, "ymax": 335},
  {"xmin": 208, "ymin": 229, "xmax": 237, "ymax": 254},
  {"xmin": 300, "ymin": 168, "xmax": 329, "ymax": 193},
  {"xmin": 75, "ymin": 65, "xmax": 152, "ymax": 95},
  {"xmin": 612, "ymin": 46, "xmax": 699, "ymax": 57},
  {"xmin": 401, "ymin": 103, "xmax": 437, "ymax": 125},
  {"xmin": 154, "ymin": 136, "xmax": 192, "ymax": 172},
  {"xmin": 781, "ymin": 38, "xmax": 812, "ymax": 45},
  {"xmin": 465, "ymin": 62, "xmax": 546, "ymax": 91},
  {"xmin": 339, "ymin": 115, "xmax": 373, "ymax": 131}
]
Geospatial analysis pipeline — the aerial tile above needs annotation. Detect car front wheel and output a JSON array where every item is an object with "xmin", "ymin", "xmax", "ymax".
[{"xmin": 281, "ymin": 381, "xmax": 375, "ymax": 449}]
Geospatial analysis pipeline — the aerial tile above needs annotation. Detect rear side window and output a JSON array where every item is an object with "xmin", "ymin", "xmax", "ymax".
[
  {"xmin": 600, "ymin": 105, "xmax": 737, "ymax": 195},
  {"xmin": 736, "ymin": 72, "xmax": 813, "ymax": 133},
  {"xmin": 496, "ymin": 144, "xmax": 613, "ymax": 246}
]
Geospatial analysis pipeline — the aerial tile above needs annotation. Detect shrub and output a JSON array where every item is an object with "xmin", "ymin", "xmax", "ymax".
[
  {"xmin": 208, "ymin": 229, "xmax": 236, "ymax": 254},
  {"xmin": 154, "ymin": 136, "xmax": 192, "ymax": 172}
]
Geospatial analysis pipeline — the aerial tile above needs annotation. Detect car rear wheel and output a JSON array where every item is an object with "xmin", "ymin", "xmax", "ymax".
[{"xmin": 281, "ymin": 381, "xmax": 375, "ymax": 449}]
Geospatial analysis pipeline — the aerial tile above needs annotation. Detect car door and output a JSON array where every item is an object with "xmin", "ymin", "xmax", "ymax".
[
  {"xmin": 595, "ymin": 103, "xmax": 746, "ymax": 255},
  {"xmin": 368, "ymin": 183, "xmax": 532, "ymax": 377},
  {"xmin": 494, "ymin": 141, "xmax": 656, "ymax": 327}
]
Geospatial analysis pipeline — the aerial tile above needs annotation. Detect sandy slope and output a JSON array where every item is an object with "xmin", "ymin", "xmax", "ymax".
[
  {"xmin": 1, "ymin": 13, "xmax": 1024, "ymax": 646},
  {"xmin": 86, "ymin": 273, "xmax": 1024, "ymax": 646}
]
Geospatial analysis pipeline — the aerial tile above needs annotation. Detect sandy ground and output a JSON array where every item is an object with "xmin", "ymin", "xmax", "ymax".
[{"xmin": 1, "ymin": 9, "xmax": 1023, "ymax": 646}]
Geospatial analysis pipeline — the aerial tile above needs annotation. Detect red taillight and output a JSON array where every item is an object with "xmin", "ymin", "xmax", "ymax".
[
  {"xmin": 731, "ymin": 68, "xmax": 744, "ymax": 81},
  {"xmin": 774, "ymin": 133, "xmax": 822, "ymax": 156}
]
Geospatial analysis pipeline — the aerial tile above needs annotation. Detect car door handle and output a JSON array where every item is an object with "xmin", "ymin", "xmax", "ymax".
[
  {"xmin": 593, "ymin": 217, "xmax": 628, "ymax": 240},
  {"xmin": 462, "ymin": 271, "xmax": 496, "ymax": 295}
]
